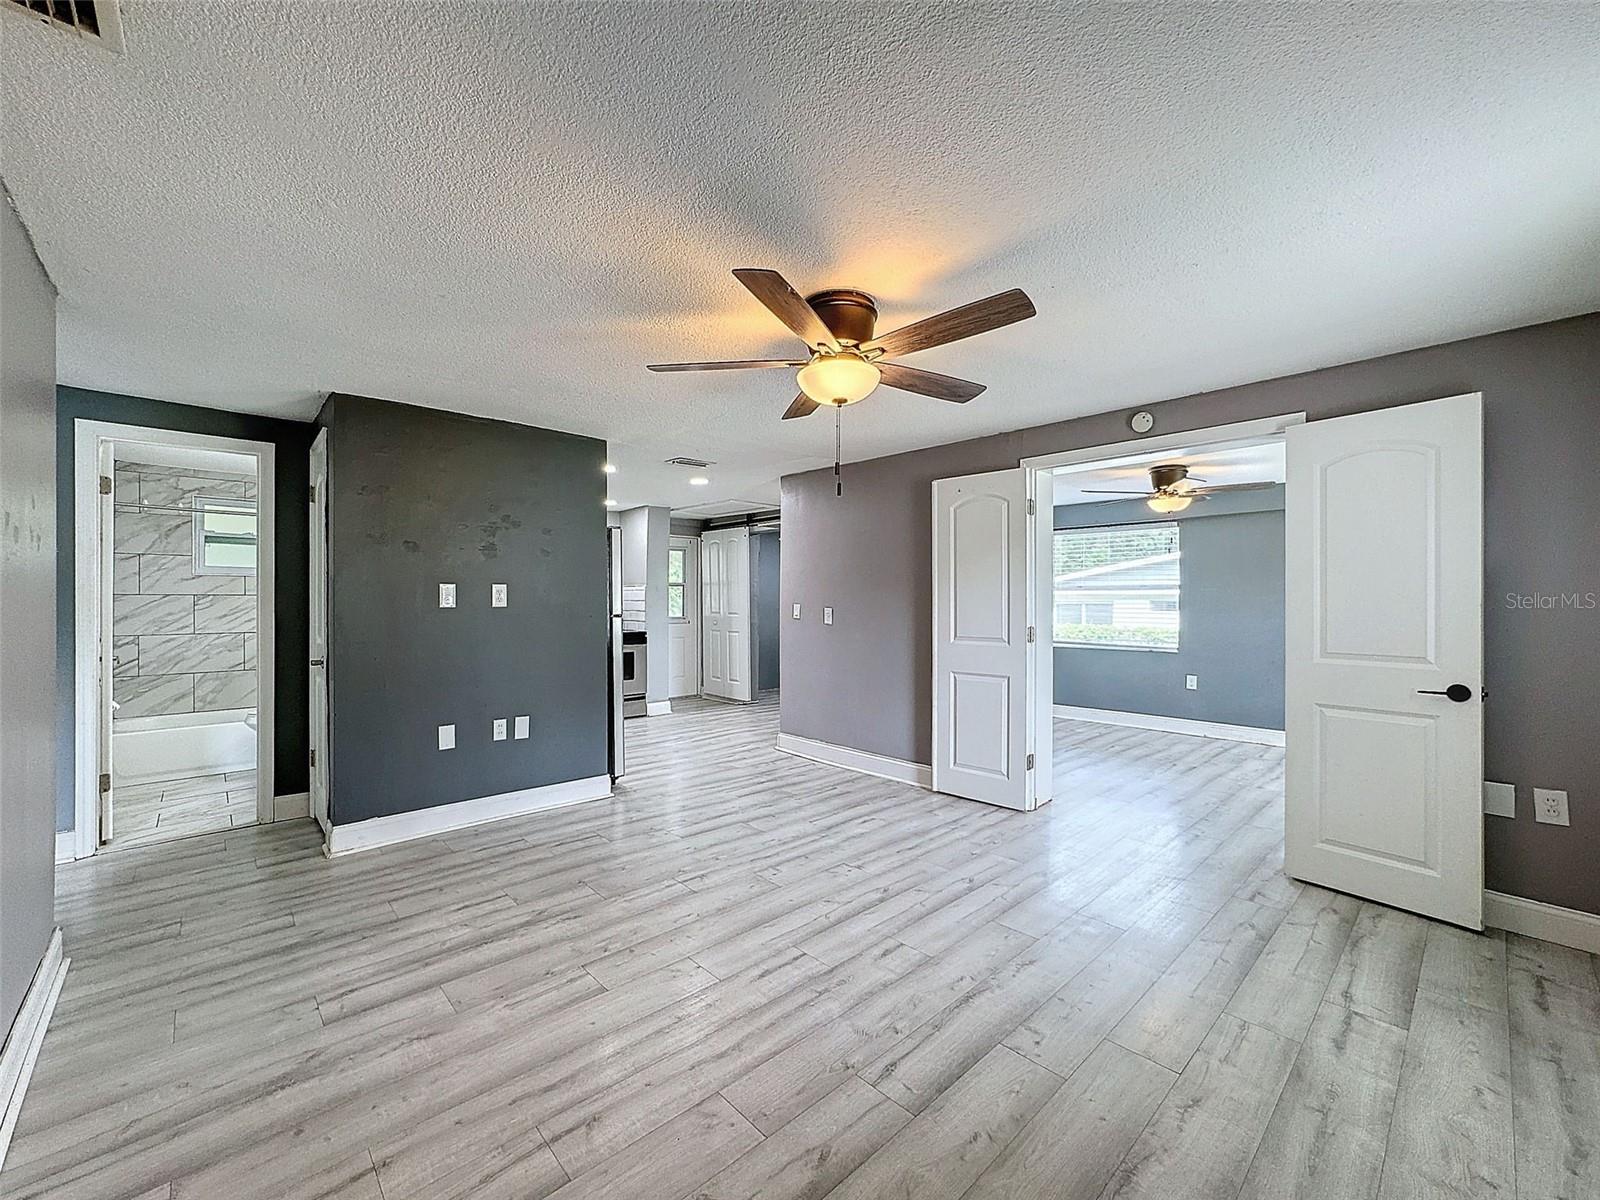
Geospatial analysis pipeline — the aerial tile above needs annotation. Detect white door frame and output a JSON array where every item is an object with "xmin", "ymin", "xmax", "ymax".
[
  {"xmin": 1018, "ymin": 414, "xmax": 1306, "ymax": 811},
  {"xmin": 668, "ymin": 534, "xmax": 701, "ymax": 699},
  {"xmin": 72, "ymin": 419, "xmax": 277, "ymax": 860}
]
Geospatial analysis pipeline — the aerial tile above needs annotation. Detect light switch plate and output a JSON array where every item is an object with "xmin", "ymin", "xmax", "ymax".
[
  {"xmin": 1533, "ymin": 788, "xmax": 1570, "ymax": 826},
  {"xmin": 491, "ymin": 583, "xmax": 508, "ymax": 608},
  {"xmin": 513, "ymin": 715, "xmax": 530, "ymax": 739},
  {"xmin": 823, "ymin": 607, "xmax": 833, "ymax": 625},
  {"xmin": 1483, "ymin": 780, "xmax": 1516, "ymax": 819},
  {"xmin": 437, "ymin": 724, "xmax": 456, "ymax": 750},
  {"xmin": 1185, "ymin": 675, "xmax": 1198, "ymax": 691},
  {"xmin": 439, "ymin": 583, "xmax": 456, "ymax": 609},
  {"xmin": 492, "ymin": 718, "xmax": 507, "ymax": 741},
  {"xmin": 792, "ymin": 603, "xmax": 801, "ymax": 619}
]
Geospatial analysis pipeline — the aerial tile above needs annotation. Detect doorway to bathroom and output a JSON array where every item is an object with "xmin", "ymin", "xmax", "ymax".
[{"xmin": 71, "ymin": 422, "xmax": 277, "ymax": 856}]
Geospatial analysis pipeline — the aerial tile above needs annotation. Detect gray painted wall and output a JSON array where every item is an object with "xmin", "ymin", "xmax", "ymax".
[
  {"xmin": 1053, "ymin": 493, "xmax": 1285, "ymax": 729},
  {"xmin": 754, "ymin": 530, "xmax": 781, "ymax": 692},
  {"xmin": 54, "ymin": 388, "xmax": 314, "ymax": 831},
  {"xmin": 780, "ymin": 312, "xmax": 1600, "ymax": 916},
  {"xmin": 1, "ymin": 192, "xmax": 57, "ymax": 1035},
  {"xmin": 320, "ymin": 394, "xmax": 608, "ymax": 825}
]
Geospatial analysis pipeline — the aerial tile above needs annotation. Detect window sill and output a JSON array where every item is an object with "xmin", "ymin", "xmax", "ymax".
[{"xmin": 1053, "ymin": 642, "xmax": 1179, "ymax": 653}]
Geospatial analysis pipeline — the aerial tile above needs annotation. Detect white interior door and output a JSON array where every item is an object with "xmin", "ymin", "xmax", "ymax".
[
  {"xmin": 667, "ymin": 536, "xmax": 700, "ymax": 698},
  {"xmin": 98, "ymin": 441, "xmax": 116, "ymax": 845},
  {"xmin": 932, "ymin": 469, "xmax": 1035, "ymax": 810},
  {"xmin": 1285, "ymin": 393, "xmax": 1484, "ymax": 929},
  {"xmin": 308, "ymin": 428, "xmax": 330, "ymax": 833},
  {"xmin": 701, "ymin": 528, "xmax": 752, "ymax": 702}
]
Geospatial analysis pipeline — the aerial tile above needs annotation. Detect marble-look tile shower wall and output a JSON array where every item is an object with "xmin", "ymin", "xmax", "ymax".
[{"xmin": 112, "ymin": 461, "xmax": 258, "ymax": 721}]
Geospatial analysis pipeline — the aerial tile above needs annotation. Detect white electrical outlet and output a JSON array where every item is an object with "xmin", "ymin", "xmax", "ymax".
[
  {"xmin": 1185, "ymin": 675, "xmax": 1198, "ymax": 691},
  {"xmin": 491, "ymin": 583, "xmax": 508, "ymax": 608},
  {"xmin": 439, "ymin": 583, "xmax": 456, "ymax": 609},
  {"xmin": 1533, "ymin": 788, "xmax": 1570, "ymax": 826},
  {"xmin": 492, "ymin": 718, "xmax": 508, "ymax": 741},
  {"xmin": 437, "ymin": 724, "xmax": 456, "ymax": 750},
  {"xmin": 823, "ymin": 607, "xmax": 833, "ymax": 625},
  {"xmin": 792, "ymin": 603, "xmax": 801, "ymax": 619},
  {"xmin": 513, "ymin": 715, "xmax": 530, "ymax": 740},
  {"xmin": 1482, "ymin": 781, "xmax": 1516, "ymax": 819}
]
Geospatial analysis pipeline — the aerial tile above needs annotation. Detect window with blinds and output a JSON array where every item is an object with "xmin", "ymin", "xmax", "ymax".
[{"xmin": 1053, "ymin": 522, "xmax": 1180, "ymax": 650}]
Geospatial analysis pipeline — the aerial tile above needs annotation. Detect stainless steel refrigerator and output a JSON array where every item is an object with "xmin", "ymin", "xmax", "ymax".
[{"xmin": 607, "ymin": 527, "xmax": 625, "ymax": 779}]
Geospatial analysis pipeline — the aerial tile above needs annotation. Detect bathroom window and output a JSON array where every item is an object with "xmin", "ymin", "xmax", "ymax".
[{"xmin": 193, "ymin": 495, "xmax": 258, "ymax": 575}]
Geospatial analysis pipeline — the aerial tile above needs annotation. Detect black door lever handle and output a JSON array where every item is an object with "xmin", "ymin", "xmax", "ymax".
[{"xmin": 1417, "ymin": 684, "xmax": 1473, "ymax": 702}]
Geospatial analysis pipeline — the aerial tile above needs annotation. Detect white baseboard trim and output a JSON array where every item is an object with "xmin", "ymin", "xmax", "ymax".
[
  {"xmin": 1, "ymin": 929, "xmax": 68, "ymax": 1172},
  {"xmin": 55, "ymin": 830, "xmax": 77, "ymax": 865},
  {"xmin": 1484, "ymin": 890, "xmax": 1600, "ymax": 955},
  {"xmin": 1053, "ymin": 704, "xmax": 1286, "ymax": 747},
  {"xmin": 273, "ymin": 792, "xmax": 310, "ymax": 821},
  {"xmin": 324, "ymin": 774, "xmax": 613, "ymax": 857},
  {"xmin": 645, "ymin": 700, "xmax": 672, "ymax": 717},
  {"xmin": 775, "ymin": 732, "xmax": 933, "ymax": 789}
]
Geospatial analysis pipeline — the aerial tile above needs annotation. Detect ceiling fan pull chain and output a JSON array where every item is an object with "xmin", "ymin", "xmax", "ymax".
[{"xmin": 835, "ymin": 405, "xmax": 843, "ymax": 497}]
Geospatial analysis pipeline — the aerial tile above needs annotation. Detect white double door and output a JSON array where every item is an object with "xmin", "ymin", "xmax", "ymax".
[
  {"xmin": 932, "ymin": 393, "xmax": 1484, "ymax": 927},
  {"xmin": 701, "ymin": 527, "xmax": 752, "ymax": 702},
  {"xmin": 1284, "ymin": 394, "xmax": 1484, "ymax": 928}
]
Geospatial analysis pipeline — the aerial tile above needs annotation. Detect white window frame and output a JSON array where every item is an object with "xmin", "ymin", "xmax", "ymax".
[
  {"xmin": 192, "ymin": 493, "xmax": 259, "ymax": 577},
  {"xmin": 667, "ymin": 544, "xmax": 689, "ymax": 623},
  {"xmin": 1052, "ymin": 522, "xmax": 1181, "ymax": 653}
]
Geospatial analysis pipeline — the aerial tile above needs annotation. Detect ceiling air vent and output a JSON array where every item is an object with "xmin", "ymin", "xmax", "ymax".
[
  {"xmin": 663, "ymin": 456, "xmax": 715, "ymax": 469},
  {"xmin": 2, "ymin": 0, "xmax": 124, "ymax": 53}
]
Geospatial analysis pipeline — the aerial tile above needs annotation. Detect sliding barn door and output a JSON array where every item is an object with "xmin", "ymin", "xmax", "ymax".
[
  {"xmin": 932, "ymin": 469, "xmax": 1035, "ymax": 810},
  {"xmin": 1285, "ymin": 393, "xmax": 1484, "ymax": 928}
]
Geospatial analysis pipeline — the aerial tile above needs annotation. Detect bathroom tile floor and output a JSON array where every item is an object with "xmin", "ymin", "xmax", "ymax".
[{"xmin": 105, "ymin": 768, "xmax": 257, "ymax": 850}]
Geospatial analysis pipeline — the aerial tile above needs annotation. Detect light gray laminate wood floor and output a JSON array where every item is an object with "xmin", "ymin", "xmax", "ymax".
[{"xmin": 7, "ymin": 698, "xmax": 1598, "ymax": 1199}]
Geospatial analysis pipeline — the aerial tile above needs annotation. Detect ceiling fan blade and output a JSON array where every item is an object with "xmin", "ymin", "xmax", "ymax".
[
  {"xmin": 863, "ymin": 288, "xmax": 1036, "ymax": 358},
  {"xmin": 1078, "ymin": 489, "xmax": 1155, "ymax": 496},
  {"xmin": 733, "ymin": 269, "xmax": 840, "ymax": 352},
  {"xmin": 877, "ymin": 361, "xmax": 986, "ymax": 403},
  {"xmin": 781, "ymin": 394, "xmax": 821, "ymax": 420},
  {"xmin": 1188, "ymin": 481, "xmax": 1280, "ymax": 495},
  {"xmin": 647, "ymin": 359, "xmax": 806, "ymax": 372}
]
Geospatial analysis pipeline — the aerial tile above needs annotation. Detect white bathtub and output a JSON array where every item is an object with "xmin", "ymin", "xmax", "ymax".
[{"xmin": 112, "ymin": 708, "xmax": 257, "ymax": 785}]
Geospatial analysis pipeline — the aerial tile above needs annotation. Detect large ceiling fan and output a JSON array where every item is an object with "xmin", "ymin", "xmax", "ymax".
[
  {"xmin": 1080, "ymin": 463, "xmax": 1278, "ymax": 513},
  {"xmin": 647, "ymin": 268, "xmax": 1037, "ymax": 420}
]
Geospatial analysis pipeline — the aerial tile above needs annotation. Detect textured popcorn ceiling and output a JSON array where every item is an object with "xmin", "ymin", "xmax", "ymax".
[{"xmin": 5, "ymin": 2, "xmax": 1599, "ymax": 509}]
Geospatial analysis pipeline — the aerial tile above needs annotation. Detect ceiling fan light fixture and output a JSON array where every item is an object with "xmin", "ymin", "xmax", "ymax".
[
  {"xmin": 796, "ymin": 352, "xmax": 880, "ymax": 407},
  {"xmin": 1147, "ymin": 493, "xmax": 1192, "ymax": 514}
]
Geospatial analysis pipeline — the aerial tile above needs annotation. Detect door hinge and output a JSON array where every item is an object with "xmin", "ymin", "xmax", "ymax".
[
  {"xmin": 98, "ymin": 772, "xmax": 111, "ymax": 794},
  {"xmin": 1026, "ymin": 753, "xmax": 1035, "ymax": 771},
  {"xmin": 99, "ymin": 475, "xmax": 113, "ymax": 495},
  {"xmin": 1026, "ymin": 625, "xmax": 1035, "ymax": 644},
  {"xmin": 1026, "ymin": 498, "xmax": 1035, "ymax": 516},
  {"xmin": 308, "ymin": 484, "xmax": 316, "ymax": 503},
  {"xmin": 310, "ymin": 748, "xmax": 316, "ymax": 767}
]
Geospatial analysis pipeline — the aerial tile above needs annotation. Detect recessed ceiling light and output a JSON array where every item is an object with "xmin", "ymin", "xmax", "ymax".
[
  {"xmin": 603, "ymin": 498, "xmax": 618, "ymax": 508},
  {"xmin": 689, "ymin": 476, "xmax": 710, "ymax": 487},
  {"xmin": 602, "ymin": 463, "xmax": 617, "ymax": 474}
]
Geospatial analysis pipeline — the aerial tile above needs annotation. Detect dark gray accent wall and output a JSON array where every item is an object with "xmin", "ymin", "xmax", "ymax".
[
  {"xmin": 780, "ymin": 312, "xmax": 1600, "ymax": 916},
  {"xmin": 1054, "ymin": 493, "xmax": 1285, "ymax": 729},
  {"xmin": 754, "ymin": 530, "xmax": 781, "ymax": 692},
  {"xmin": 1, "ymin": 191, "xmax": 58, "ymax": 1034},
  {"xmin": 319, "ymin": 394, "xmax": 608, "ymax": 825},
  {"xmin": 54, "ymin": 387, "xmax": 314, "ymax": 830}
]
